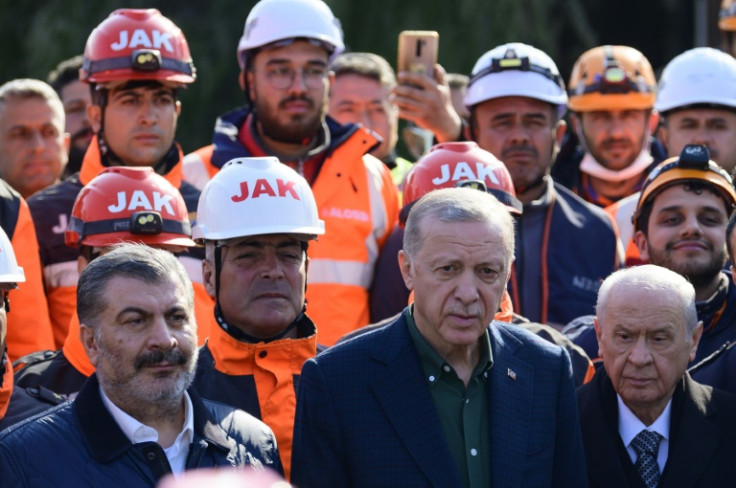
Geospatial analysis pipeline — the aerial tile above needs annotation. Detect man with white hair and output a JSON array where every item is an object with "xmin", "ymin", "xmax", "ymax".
[{"xmin": 577, "ymin": 264, "xmax": 736, "ymax": 488}]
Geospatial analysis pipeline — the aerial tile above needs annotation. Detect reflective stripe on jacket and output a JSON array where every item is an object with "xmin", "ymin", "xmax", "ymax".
[{"xmin": 183, "ymin": 109, "xmax": 399, "ymax": 344}]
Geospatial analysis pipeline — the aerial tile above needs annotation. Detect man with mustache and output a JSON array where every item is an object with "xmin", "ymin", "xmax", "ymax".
[
  {"xmin": 569, "ymin": 144, "xmax": 736, "ymax": 367},
  {"xmin": 0, "ymin": 244, "xmax": 281, "ymax": 486},
  {"xmin": 292, "ymin": 188, "xmax": 587, "ymax": 487},
  {"xmin": 553, "ymin": 45, "xmax": 665, "ymax": 208},
  {"xmin": 182, "ymin": 0, "xmax": 398, "ymax": 345},
  {"xmin": 463, "ymin": 42, "xmax": 621, "ymax": 327},
  {"xmin": 47, "ymin": 55, "xmax": 93, "ymax": 178},
  {"xmin": 28, "ymin": 9, "xmax": 206, "ymax": 346},
  {"xmin": 192, "ymin": 157, "xmax": 324, "ymax": 480}
]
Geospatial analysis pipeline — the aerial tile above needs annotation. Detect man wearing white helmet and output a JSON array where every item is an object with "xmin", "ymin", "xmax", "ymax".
[
  {"xmin": 192, "ymin": 157, "xmax": 324, "ymax": 480},
  {"xmin": 0, "ymin": 226, "xmax": 64, "ymax": 430},
  {"xmin": 464, "ymin": 42, "xmax": 621, "ymax": 327},
  {"xmin": 606, "ymin": 47, "xmax": 736, "ymax": 268},
  {"xmin": 183, "ymin": 0, "xmax": 398, "ymax": 345},
  {"xmin": 657, "ymin": 48, "xmax": 736, "ymax": 172}
]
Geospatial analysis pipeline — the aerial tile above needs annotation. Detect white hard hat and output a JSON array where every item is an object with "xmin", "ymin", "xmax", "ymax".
[
  {"xmin": 237, "ymin": 0, "xmax": 344, "ymax": 70},
  {"xmin": 193, "ymin": 157, "xmax": 325, "ymax": 242},
  {"xmin": 0, "ymin": 227, "xmax": 24, "ymax": 285},
  {"xmin": 465, "ymin": 42, "xmax": 568, "ymax": 117},
  {"xmin": 655, "ymin": 47, "xmax": 736, "ymax": 113}
]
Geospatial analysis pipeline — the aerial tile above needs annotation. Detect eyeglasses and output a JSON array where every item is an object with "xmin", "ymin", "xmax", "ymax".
[{"xmin": 262, "ymin": 66, "xmax": 328, "ymax": 90}]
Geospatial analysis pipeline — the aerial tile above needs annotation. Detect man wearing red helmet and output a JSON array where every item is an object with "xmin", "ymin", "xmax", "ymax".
[
  {"xmin": 464, "ymin": 43, "xmax": 621, "ymax": 328},
  {"xmin": 14, "ymin": 166, "xmax": 211, "ymax": 401},
  {"xmin": 182, "ymin": 0, "xmax": 398, "ymax": 345},
  {"xmin": 27, "ymin": 9, "xmax": 209, "ymax": 345}
]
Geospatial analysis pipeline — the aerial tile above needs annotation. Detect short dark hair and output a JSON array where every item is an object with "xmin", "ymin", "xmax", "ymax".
[
  {"xmin": 331, "ymin": 52, "xmax": 396, "ymax": 88},
  {"xmin": 47, "ymin": 55, "xmax": 84, "ymax": 95},
  {"xmin": 77, "ymin": 243, "xmax": 193, "ymax": 328}
]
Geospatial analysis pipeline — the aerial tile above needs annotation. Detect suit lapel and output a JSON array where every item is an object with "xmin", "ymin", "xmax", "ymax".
[
  {"xmin": 579, "ymin": 371, "xmax": 638, "ymax": 487},
  {"xmin": 368, "ymin": 317, "xmax": 461, "ymax": 488},
  {"xmin": 660, "ymin": 374, "xmax": 721, "ymax": 487},
  {"xmin": 487, "ymin": 325, "xmax": 533, "ymax": 487}
]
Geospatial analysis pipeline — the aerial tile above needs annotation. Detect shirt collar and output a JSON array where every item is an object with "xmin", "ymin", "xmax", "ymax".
[
  {"xmin": 405, "ymin": 306, "xmax": 493, "ymax": 384},
  {"xmin": 617, "ymin": 393, "xmax": 672, "ymax": 447},
  {"xmin": 99, "ymin": 385, "xmax": 194, "ymax": 448}
]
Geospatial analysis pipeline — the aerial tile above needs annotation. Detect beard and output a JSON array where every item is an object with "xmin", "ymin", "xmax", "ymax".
[
  {"xmin": 95, "ymin": 334, "xmax": 198, "ymax": 413},
  {"xmin": 253, "ymin": 94, "xmax": 324, "ymax": 144},
  {"xmin": 647, "ymin": 241, "xmax": 727, "ymax": 290}
]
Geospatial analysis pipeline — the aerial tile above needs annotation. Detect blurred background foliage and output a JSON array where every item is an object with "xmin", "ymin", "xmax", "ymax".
[{"xmin": 0, "ymin": 0, "xmax": 720, "ymax": 153}]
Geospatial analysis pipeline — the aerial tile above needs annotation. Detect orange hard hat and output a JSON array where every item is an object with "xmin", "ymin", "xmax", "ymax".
[
  {"xmin": 568, "ymin": 45, "xmax": 655, "ymax": 112},
  {"xmin": 632, "ymin": 144, "xmax": 736, "ymax": 231}
]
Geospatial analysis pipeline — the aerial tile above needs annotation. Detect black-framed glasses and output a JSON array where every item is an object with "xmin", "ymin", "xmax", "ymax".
[{"xmin": 262, "ymin": 66, "xmax": 328, "ymax": 90}]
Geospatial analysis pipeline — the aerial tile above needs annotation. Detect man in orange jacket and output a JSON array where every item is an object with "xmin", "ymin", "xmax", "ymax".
[
  {"xmin": 0, "ymin": 226, "xmax": 63, "ymax": 430},
  {"xmin": 182, "ymin": 0, "xmax": 398, "ymax": 344},
  {"xmin": 28, "ymin": 9, "xmax": 207, "ymax": 344},
  {"xmin": 0, "ymin": 179, "xmax": 55, "ymax": 361},
  {"xmin": 192, "ymin": 156, "xmax": 324, "ymax": 479}
]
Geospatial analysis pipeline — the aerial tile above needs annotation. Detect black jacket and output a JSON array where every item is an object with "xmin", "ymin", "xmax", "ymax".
[
  {"xmin": 0, "ymin": 374, "xmax": 282, "ymax": 487},
  {"xmin": 577, "ymin": 369, "xmax": 736, "ymax": 487}
]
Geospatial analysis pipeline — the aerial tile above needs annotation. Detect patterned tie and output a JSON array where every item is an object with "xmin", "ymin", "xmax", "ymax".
[{"xmin": 631, "ymin": 430, "xmax": 663, "ymax": 488}]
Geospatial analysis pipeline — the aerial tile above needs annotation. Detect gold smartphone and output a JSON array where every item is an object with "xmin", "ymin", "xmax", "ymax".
[{"xmin": 397, "ymin": 30, "xmax": 439, "ymax": 78}]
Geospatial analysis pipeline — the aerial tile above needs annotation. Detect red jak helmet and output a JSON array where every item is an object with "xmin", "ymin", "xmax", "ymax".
[
  {"xmin": 80, "ymin": 8, "xmax": 196, "ymax": 85},
  {"xmin": 65, "ymin": 166, "xmax": 196, "ymax": 248},
  {"xmin": 400, "ymin": 141, "xmax": 522, "ymax": 224}
]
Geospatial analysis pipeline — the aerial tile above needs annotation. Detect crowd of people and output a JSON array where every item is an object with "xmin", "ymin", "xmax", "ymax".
[{"xmin": 2, "ymin": 0, "xmax": 736, "ymax": 486}]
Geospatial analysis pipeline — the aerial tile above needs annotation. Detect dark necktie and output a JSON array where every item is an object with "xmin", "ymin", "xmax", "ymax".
[{"xmin": 631, "ymin": 429, "xmax": 663, "ymax": 488}]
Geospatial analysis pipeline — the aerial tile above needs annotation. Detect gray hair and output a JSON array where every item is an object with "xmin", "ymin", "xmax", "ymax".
[
  {"xmin": 0, "ymin": 78, "xmax": 65, "ymax": 122},
  {"xmin": 596, "ymin": 264, "xmax": 698, "ymax": 334},
  {"xmin": 77, "ymin": 243, "xmax": 194, "ymax": 328},
  {"xmin": 403, "ymin": 187, "xmax": 515, "ymax": 263}
]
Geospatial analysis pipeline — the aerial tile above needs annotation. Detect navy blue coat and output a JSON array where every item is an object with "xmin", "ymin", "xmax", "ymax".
[
  {"xmin": 291, "ymin": 311, "xmax": 588, "ymax": 487},
  {"xmin": 0, "ymin": 374, "xmax": 282, "ymax": 487}
]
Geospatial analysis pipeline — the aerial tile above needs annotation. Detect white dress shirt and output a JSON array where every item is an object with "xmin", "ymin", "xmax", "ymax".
[
  {"xmin": 100, "ymin": 386, "xmax": 194, "ymax": 475},
  {"xmin": 617, "ymin": 394, "xmax": 671, "ymax": 473}
]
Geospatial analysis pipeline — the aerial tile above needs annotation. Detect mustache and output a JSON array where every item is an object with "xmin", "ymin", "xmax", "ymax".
[
  {"xmin": 501, "ymin": 144, "xmax": 538, "ymax": 158},
  {"xmin": 135, "ymin": 348, "xmax": 187, "ymax": 370},
  {"xmin": 278, "ymin": 95, "xmax": 314, "ymax": 109}
]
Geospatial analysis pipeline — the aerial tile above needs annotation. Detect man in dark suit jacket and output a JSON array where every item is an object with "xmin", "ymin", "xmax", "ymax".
[
  {"xmin": 292, "ymin": 187, "xmax": 587, "ymax": 487},
  {"xmin": 578, "ymin": 264, "xmax": 736, "ymax": 488}
]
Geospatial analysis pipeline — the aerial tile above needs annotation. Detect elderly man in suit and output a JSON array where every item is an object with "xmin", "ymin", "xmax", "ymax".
[
  {"xmin": 578, "ymin": 264, "xmax": 736, "ymax": 488},
  {"xmin": 291, "ymin": 187, "xmax": 587, "ymax": 487}
]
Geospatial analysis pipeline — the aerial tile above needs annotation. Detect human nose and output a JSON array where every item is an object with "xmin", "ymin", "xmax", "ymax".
[
  {"xmin": 680, "ymin": 213, "xmax": 703, "ymax": 237},
  {"xmin": 147, "ymin": 316, "xmax": 177, "ymax": 350},
  {"xmin": 138, "ymin": 98, "xmax": 158, "ymax": 125},
  {"xmin": 627, "ymin": 335, "xmax": 652, "ymax": 366},
  {"xmin": 287, "ymin": 69, "xmax": 309, "ymax": 93},
  {"xmin": 259, "ymin": 249, "xmax": 286, "ymax": 280},
  {"xmin": 454, "ymin": 270, "xmax": 480, "ymax": 304},
  {"xmin": 28, "ymin": 130, "xmax": 45, "ymax": 152}
]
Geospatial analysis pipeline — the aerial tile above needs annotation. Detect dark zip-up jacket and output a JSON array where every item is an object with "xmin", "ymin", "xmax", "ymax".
[{"xmin": 0, "ymin": 374, "xmax": 282, "ymax": 487}]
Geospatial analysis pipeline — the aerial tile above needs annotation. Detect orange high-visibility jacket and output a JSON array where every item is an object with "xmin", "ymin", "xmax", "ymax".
[{"xmin": 183, "ymin": 112, "xmax": 399, "ymax": 345}]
